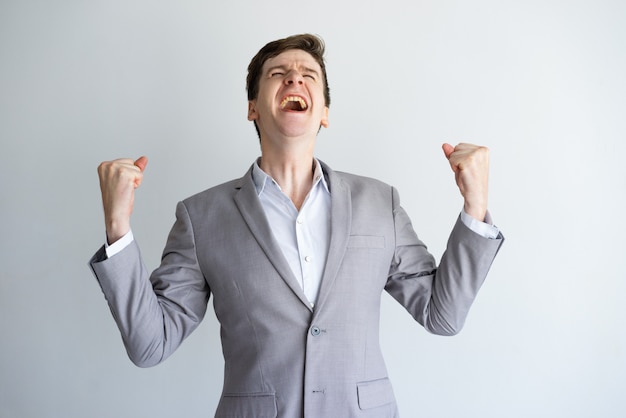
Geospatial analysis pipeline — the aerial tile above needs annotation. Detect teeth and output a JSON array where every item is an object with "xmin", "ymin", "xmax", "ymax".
[{"xmin": 280, "ymin": 96, "xmax": 307, "ymax": 110}]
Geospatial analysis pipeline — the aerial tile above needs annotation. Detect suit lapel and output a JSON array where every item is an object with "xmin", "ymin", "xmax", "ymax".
[
  {"xmin": 233, "ymin": 166, "xmax": 313, "ymax": 311},
  {"xmin": 314, "ymin": 162, "xmax": 352, "ymax": 312}
]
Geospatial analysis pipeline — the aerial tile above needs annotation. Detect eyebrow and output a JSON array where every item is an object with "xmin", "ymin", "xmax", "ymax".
[{"xmin": 266, "ymin": 65, "xmax": 320, "ymax": 77}]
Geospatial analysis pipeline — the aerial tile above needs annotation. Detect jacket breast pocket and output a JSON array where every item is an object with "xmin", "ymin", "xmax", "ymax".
[
  {"xmin": 215, "ymin": 392, "xmax": 277, "ymax": 418},
  {"xmin": 357, "ymin": 377, "xmax": 396, "ymax": 410},
  {"xmin": 348, "ymin": 235, "xmax": 385, "ymax": 249}
]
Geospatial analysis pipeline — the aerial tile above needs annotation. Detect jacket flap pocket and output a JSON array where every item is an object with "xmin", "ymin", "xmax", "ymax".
[
  {"xmin": 357, "ymin": 378, "xmax": 395, "ymax": 410},
  {"xmin": 216, "ymin": 392, "xmax": 277, "ymax": 417}
]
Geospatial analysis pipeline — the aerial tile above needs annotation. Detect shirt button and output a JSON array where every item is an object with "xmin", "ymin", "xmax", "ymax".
[
  {"xmin": 311, "ymin": 326, "xmax": 321, "ymax": 336},
  {"xmin": 304, "ymin": 256, "xmax": 312, "ymax": 263},
  {"xmin": 297, "ymin": 218, "xmax": 303, "ymax": 224}
]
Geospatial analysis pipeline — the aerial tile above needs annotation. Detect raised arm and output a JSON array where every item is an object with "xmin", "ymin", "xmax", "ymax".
[{"xmin": 90, "ymin": 157, "xmax": 210, "ymax": 367}]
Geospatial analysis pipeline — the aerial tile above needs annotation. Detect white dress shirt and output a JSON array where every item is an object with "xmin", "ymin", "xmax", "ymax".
[{"xmin": 252, "ymin": 159, "xmax": 331, "ymax": 307}]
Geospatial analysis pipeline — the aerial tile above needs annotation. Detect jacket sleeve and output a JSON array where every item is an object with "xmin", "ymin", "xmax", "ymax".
[
  {"xmin": 385, "ymin": 187, "xmax": 504, "ymax": 335},
  {"xmin": 89, "ymin": 201, "xmax": 210, "ymax": 367}
]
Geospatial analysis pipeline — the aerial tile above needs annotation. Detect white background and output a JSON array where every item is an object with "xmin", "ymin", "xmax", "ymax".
[{"xmin": 1, "ymin": 0, "xmax": 624, "ymax": 417}]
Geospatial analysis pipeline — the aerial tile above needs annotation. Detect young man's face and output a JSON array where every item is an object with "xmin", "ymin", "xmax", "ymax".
[{"xmin": 248, "ymin": 49, "xmax": 329, "ymax": 141}]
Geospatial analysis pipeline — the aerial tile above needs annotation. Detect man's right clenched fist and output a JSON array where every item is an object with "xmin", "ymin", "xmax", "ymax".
[{"xmin": 97, "ymin": 156, "xmax": 148, "ymax": 244}]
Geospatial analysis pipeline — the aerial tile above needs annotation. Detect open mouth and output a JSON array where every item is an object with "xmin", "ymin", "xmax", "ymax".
[{"xmin": 280, "ymin": 96, "xmax": 308, "ymax": 112}]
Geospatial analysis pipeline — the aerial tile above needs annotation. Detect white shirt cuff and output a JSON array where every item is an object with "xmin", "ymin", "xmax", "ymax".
[
  {"xmin": 104, "ymin": 230, "xmax": 134, "ymax": 258},
  {"xmin": 460, "ymin": 210, "xmax": 500, "ymax": 239}
]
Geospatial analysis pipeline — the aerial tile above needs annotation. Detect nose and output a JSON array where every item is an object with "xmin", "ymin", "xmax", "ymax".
[{"xmin": 285, "ymin": 70, "xmax": 304, "ymax": 85}]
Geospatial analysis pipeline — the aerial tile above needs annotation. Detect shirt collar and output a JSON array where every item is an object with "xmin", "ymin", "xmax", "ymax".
[{"xmin": 252, "ymin": 158, "xmax": 330, "ymax": 196}]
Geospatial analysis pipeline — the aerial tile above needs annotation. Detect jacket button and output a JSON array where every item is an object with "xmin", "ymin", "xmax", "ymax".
[{"xmin": 311, "ymin": 326, "xmax": 321, "ymax": 336}]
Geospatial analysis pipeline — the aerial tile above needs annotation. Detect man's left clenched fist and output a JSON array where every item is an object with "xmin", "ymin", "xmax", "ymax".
[{"xmin": 442, "ymin": 143, "xmax": 490, "ymax": 222}]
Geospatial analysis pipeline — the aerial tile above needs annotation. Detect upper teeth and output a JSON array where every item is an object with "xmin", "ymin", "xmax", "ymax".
[{"xmin": 281, "ymin": 96, "xmax": 307, "ymax": 110}]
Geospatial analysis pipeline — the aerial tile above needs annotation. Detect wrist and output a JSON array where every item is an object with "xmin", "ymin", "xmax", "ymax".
[
  {"xmin": 463, "ymin": 203, "xmax": 487, "ymax": 222},
  {"xmin": 105, "ymin": 220, "xmax": 130, "ymax": 245}
]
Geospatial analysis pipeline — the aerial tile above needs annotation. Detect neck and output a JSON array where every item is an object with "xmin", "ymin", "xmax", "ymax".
[{"xmin": 259, "ymin": 137, "xmax": 316, "ymax": 211}]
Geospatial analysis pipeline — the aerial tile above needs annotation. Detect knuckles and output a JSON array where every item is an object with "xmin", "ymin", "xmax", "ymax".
[
  {"xmin": 456, "ymin": 145, "xmax": 489, "ymax": 164},
  {"xmin": 97, "ymin": 159, "xmax": 140, "ymax": 184}
]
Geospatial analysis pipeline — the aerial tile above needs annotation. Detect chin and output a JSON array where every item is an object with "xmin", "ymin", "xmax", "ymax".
[{"xmin": 279, "ymin": 123, "xmax": 318, "ymax": 138}]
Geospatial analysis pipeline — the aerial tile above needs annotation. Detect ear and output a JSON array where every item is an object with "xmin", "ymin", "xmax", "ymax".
[
  {"xmin": 320, "ymin": 106, "xmax": 329, "ymax": 128},
  {"xmin": 247, "ymin": 100, "xmax": 258, "ymax": 121}
]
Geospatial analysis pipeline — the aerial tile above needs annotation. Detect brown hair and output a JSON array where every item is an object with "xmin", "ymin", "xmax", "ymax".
[{"xmin": 246, "ymin": 34, "xmax": 331, "ymax": 107}]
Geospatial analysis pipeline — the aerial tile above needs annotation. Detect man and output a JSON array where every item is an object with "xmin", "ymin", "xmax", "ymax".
[{"xmin": 90, "ymin": 34, "xmax": 503, "ymax": 417}]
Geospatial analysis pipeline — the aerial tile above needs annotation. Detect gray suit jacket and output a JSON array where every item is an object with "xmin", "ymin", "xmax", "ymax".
[{"xmin": 90, "ymin": 161, "xmax": 503, "ymax": 417}]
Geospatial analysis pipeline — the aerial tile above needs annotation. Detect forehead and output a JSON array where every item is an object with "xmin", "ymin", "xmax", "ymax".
[{"xmin": 262, "ymin": 49, "xmax": 321, "ymax": 72}]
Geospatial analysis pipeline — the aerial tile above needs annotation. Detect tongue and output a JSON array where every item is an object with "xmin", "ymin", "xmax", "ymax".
[{"xmin": 284, "ymin": 101, "xmax": 304, "ymax": 111}]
